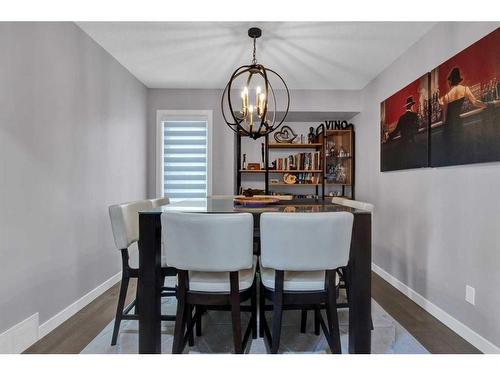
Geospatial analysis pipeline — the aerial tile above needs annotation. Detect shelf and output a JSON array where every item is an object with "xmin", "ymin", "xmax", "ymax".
[
  {"xmin": 270, "ymin": 183, "xmax": 322, "ymax": 187},
  {"xmin": 240, "ymin": 169, "xmax": 323, "ymax": 173},
  {"xmin": 269, "ymin": 170, "xmax": 323, "ymax": 173},
  {"xmin": 268, "ymin": 143, "xmax": 323, "ymax": 149},
  {"xmin": 325, "ymin": 183, "xmax": 352, "ymax": 186}
]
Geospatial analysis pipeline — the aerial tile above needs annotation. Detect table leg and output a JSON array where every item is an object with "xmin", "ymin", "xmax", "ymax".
[
  {"xmin": 138, "ymin": 213, "xmax": 162, "ymax": 354},
  {"xmin": 348, "ymin": 213, "xmax": 372, "ymax": 354}
]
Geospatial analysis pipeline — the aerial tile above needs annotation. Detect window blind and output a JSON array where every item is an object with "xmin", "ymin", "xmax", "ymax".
[{"xmin": 163, "ymin": 120, "xmax": 208, "ymax": 201}]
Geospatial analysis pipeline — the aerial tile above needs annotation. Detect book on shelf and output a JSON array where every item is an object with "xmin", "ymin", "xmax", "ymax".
[{"xmin": 272, "ymin": 151, "xmax": 321, "ymax": 171}]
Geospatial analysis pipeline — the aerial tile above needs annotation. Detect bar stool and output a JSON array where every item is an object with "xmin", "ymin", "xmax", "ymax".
[
  {"xmin": 259, "ymin": 212, "xmax": 354, "ymax": 354},
  {"xmin": 162, "ymin": 212, "xmax": 257, "ymax": 354},
  {"xmin": 149, "ymin": 195, "xmax": 171, "ymax": 286},
  {"xmin": 108, "ymin": 199, "xmax": 176, "ymax": 346}
]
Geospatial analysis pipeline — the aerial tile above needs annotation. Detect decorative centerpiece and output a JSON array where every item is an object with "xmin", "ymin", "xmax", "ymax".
[{"xmin": 233, "ymin": 196, "xmax": 280, "ymax": 207}]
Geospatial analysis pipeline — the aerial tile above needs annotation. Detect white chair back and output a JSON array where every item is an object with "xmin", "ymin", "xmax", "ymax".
[
  {"xmin": 332, "ymin": 198, "xmax": 374, "ymax": 212},
  {"xmin": 150, "ymin": 196, "xmax": 170, "ymax": 207},
  {"xmin": 109, "ymin": 200, "xmax": 153, "ymax": 250},
  {"xmin": 162, "ymin": 212, "xmax": 253, "ymax": 272},
  {"xmin": 260, "ymin": 212, "xmax": 353, "ymax": 271},
  {"xmin": 331, "ymin": 197, "xmax": 348, "ymax": 206}
]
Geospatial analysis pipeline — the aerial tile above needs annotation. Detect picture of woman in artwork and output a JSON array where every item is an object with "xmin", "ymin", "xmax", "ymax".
[
  {"xmin": 440, "ymin": 67, "xmax": 486, "ymax": 123},
  {"xmin": 438, "ymin": 67, "xmax": 486, "ymax": 162}
]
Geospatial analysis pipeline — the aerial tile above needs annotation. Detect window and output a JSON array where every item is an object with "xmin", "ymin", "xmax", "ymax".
[{"xmin": 156, "ymin": 110, "xmax": 212, "ymax": 201}]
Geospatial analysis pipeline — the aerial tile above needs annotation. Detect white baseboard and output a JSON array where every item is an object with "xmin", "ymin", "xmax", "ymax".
[
  {"xmin": 0, "ymin": 313, "xmax": 39, "ymax": 354},
  {"xmin": 1, "ymin": 272, "xmax": 122, "ymax": 353},
  {"xmin": 39, "ymin": 271, "xmax": 122, "ymax": 339},
  {"xmin": 372, "ymin": 262, "xmax": 500, "ymax": 354}
]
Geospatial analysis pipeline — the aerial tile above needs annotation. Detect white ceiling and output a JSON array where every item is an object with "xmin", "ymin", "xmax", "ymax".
[{"xmin": 77, "ymin": 22, "xmax": 435, "ymax": 90}]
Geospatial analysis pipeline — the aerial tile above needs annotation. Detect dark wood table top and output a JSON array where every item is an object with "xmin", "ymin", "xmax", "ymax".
[{"xmin": 140, "ymin": 197, "xmax": 371, "ymax": 215}]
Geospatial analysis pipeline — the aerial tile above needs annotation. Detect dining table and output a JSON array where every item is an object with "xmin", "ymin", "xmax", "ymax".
[{"xmin": 137, "ymin": 197, "xmax": 372, "ymax": 354}]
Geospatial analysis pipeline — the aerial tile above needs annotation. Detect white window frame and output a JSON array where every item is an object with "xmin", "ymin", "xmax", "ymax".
[{"xmin": 156, "ymin": 110, "xmax": 213, "ymax": 199}]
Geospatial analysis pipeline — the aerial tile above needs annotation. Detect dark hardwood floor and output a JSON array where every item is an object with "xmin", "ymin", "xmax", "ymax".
[
  {"xmin": 24, "ymin": 273, "xmax": 481, "ymax": 354},
  {"xmin": 24, "ymin": 279, "xmax": 137, "ymax": 354},
  {"xmin": 372, "ymin": 272, "xmax": 481, "ymax": 354}
]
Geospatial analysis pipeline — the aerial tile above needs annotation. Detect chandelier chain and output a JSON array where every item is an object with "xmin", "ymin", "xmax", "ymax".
[{"xmin": 252, "ymin": 37, "xmax": 257, "ymax": 65}]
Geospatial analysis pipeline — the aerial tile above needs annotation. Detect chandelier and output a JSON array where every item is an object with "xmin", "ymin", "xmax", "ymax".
[{"xmin": 221, "ymin": 27, "xmax": 290, "ymax": 140}]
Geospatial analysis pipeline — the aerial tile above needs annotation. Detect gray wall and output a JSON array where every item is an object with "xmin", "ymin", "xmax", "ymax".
[
  {"xmin": 147, "ymin": 89, "xmax": 361, "ymax": 197},
  {"xmin": 355, "ymin": 22, "xmax": 500, "ymax": 348},
  {"xmin": 0, "ymin": 23, "xmax": 148, "ymax": 332}
]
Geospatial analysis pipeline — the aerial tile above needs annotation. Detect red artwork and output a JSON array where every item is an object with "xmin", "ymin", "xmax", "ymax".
[
  {"xmin": 381, "ymin": 27, "xmax": 500, "ymax": 171},
  {"xmin": 380, "ymin": 74, "xmax": 429, "ymax": 172},
  {"xmin": 430, "ymin": 28, "xmax": 500, "ymax": 167}
]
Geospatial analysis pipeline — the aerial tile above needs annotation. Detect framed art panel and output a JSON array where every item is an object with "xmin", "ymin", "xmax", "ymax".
[
  {"xmin": 430, "ymin": 27, "xmax": 500, "ymax": 167},
  {"xmin": 381, "ymin": 74, "xmax": 430, "ymax": 171}
]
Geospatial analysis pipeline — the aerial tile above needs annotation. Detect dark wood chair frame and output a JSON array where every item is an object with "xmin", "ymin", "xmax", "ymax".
[
  {"xmin": 111, "ymin": 248, "xmax": 178, "ymax": 345},
  {"xmin": 259, "ymin": 269, "xmax": 342, "ymax": 354},
  {"xmin": 298, "ymin": 265, "xmax": 350, "ymax": 334},
  {"xmin": 172, "ymin": 269, "xmax": 258, "ymax": 354}
]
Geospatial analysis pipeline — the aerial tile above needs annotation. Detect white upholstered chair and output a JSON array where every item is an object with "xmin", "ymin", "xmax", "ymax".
[
  {"xmin": 162, "ymin": 212, "xmax": 257, "ymax": 354},
  {"xmin": 259, "ymin": 212, "xmax": 354, "ymax": 354},
  {"xmin": 150, "ymin": 196, "xmax": 170, "ymax": 207},
  {"xmin": 108, "ymin": 199, "xmax": 176, "ymax": 345},
  {"xmin": 330, "ymin": 197, "xmax": 348, "ymax": 206}
]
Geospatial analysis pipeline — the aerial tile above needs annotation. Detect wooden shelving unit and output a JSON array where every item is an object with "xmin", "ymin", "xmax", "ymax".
[
  {"xmin": 235, "ymin": 126, "xmax": 355, "ymax": 199},
  {"xmin": 270, "ymin": 183, "xmax": 322, "ymax": 187},
  {"xmin": 324, "ymin": 129, "xmax": 355, "ymax": 199},
  {"xmin": 269, "ymin": 169, "xmax": 323, "ymax": 173},
  {"xmin": 268, "ymin": 143, "xmax": 323, "ymax": 149}
]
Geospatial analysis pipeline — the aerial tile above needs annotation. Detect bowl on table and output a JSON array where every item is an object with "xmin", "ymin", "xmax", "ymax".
[{"xmin": 233, "ymin": 196, "xmax": 281, "ymax": 207}]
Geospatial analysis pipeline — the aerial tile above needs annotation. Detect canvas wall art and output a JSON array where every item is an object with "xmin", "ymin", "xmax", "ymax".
[
  {"xmin": 380, "ymin": 74, "xmax": 430, "ymax": 171},
  {"xmin": 430, "ymin": 27, "xmax": 500, "ymax": 167}
]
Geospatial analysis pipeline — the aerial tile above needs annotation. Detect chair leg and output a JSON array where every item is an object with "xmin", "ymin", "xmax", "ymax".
[
  {"xmin": 271, "ymin": 271, "xmax": 284, "ymax": 354},
  {"xmin": 343, "ymin": 266, "xmax": 350, "ymax": 302},
  {"xmin": 314, "ymin": 308, "xmax": 321, "ymax": 336},
  {"xmin": 326, "ymin": 270, "xmax": 342, "ymax": 354},
  {"xmin": 229, "ymin": 272, "xmax": 243, "ymax": 354},
  {"xmin": 300, "ymin": 309, "xmax": 308, "ymax": 333},
  {"xmin": 186, "ymin": 304, "xmax": 194, "ymax": 347},
  {"xmin": 134, "ymin": 280, "xmax": 140, "ymax": 315},
  {"xmin": 172, "ymin": 271, "xmax": 188, "ymax": 354},
  {"xmin": 259, "ymin": 280, "xmax": 266, "ymax": 338},
  {"xmin": 251, "ymin": 281, "xmax": 258, "ymax": 339},
  {"xmin": 195, "ymin": 305, "xmax": 203, "ymax": 337},
  {"xmin": 111, "ymin": 276, "xmax": 129, "ymax": 346}
]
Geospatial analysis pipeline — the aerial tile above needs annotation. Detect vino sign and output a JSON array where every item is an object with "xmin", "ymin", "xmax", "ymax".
[{"xmin": 321, "ymin": 120, "xmax": 353, "ymax": 130}]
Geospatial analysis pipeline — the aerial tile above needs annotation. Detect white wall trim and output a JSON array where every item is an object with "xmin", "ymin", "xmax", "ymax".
[
  {"xmin": 38, "ymin": 272, "xmax": 122, "ymax": 339},
  {"xmin": 155, "ymin": 109, "xmax": 213, "ymax": 198},
  {"xmin": 372, "ymin": 262, "xmax": 500, "ymax": 354},
  {"xmin": 1, "ymin": 272, "xmax": 121, "ymax": 353},
  {"xmin": 0, "ymin": 313, "xmax": 39, "ymax": 354}
]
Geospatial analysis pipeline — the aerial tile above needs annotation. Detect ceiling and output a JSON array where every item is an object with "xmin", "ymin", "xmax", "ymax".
[{"xmin": 77, "ymin": 22, "xmax": 435, "ymax": 90}]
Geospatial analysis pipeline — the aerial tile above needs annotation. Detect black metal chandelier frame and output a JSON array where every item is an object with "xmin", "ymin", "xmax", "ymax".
[{"xmin": 221, "ymin": 27, "xmax": 290, "ymax": 140}]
